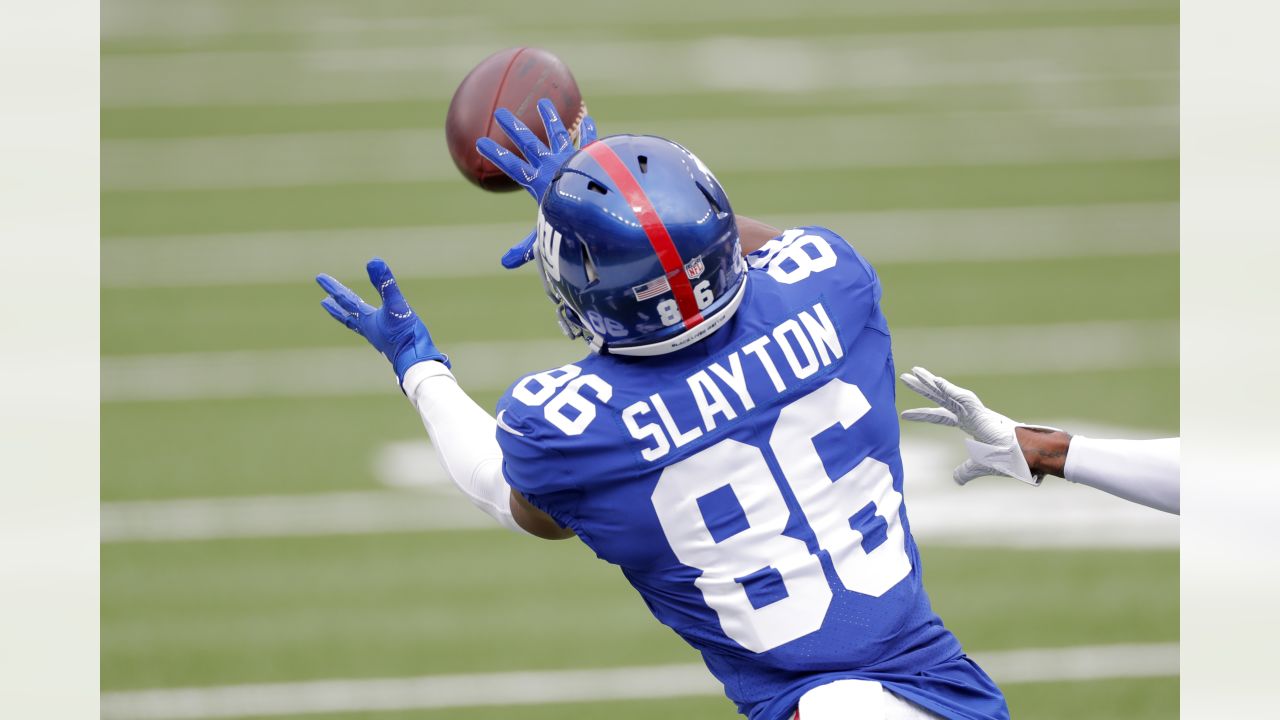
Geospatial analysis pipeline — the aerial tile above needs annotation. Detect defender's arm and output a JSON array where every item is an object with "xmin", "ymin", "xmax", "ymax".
[
  {"xmin": 900, "ymin": 366, "xmax": 1180, "ymax": 515},
  {"xmin": 1017, "ymin": 428, "xmax": 1180, "ymax": 514}
]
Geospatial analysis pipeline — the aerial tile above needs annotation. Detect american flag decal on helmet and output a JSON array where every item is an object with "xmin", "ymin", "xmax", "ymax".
[
  {"xmin": 632, "ymin": 257, "xmax": 706, "ymax": 301},
  {"xmin": 632, "ymin": 276, "xmax": 671, "ymax": 301}
]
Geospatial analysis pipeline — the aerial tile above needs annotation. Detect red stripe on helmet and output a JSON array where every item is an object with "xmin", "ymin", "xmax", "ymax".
[{"xmin": 581, "ymin": 142, "xmax": 704, "ymax": 330}]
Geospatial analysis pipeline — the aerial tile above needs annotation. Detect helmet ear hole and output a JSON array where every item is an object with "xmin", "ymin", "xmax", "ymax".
[
  {"xmin": 582, "ymin": 243, "xmax": 600, "ymax": 285},
  {"xmin": 696, "ymin": 182, "xmax": 726, "ymax": 218},
  {"xmin": 586, "ymin": 180, "xmax": 609, "ymax": 195}
]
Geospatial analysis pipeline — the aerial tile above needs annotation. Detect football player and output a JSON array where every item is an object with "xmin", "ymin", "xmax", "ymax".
[
  {"xmin": 900, "ymin": 366, "xmax": 1180, "ymax": 515},
  {"xmin": 316, "ymin": 101, "xmax": 1008, "ymax": 719}
]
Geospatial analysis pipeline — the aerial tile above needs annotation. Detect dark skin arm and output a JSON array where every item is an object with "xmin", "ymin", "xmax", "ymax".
[
  {"xmin": 736, "ymin": 215, "xmax": 781, "ymax": 254},
  {"xmin": 1015, "ymin": 427, "xmax": 1073, "ymax": 478},
  {"xmin": 511, "ymin": 490, "xmax": 575, "ymax": 540},
  {"xmin": 509, "ymin": 215, "xmax": 782, "ymax": 540}
]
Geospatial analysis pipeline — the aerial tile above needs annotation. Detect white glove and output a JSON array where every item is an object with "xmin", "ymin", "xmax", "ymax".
[{"xmin": 899, "ymin": 366, "xmax": 1057, "ymax": 486}]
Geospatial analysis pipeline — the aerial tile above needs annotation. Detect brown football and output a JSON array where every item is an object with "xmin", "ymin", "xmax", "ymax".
[{"xmin": 445, "ymin": 47, "xmax": 586, "ymax": 192}]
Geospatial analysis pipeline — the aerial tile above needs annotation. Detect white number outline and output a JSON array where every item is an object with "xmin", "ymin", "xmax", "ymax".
[
  {"xmin": 650, "ymin": 378, "xmax": 910, "ymax": 653},
  {"xmin": 657, "ymin": 280, "xmax": 716, "ymax": 327},
  {"xmin": 512, "ymin": 364, "xmax": 614, "ymax": 437},
  {"xmin": 748, "ymin": 229, "xmax": 839, "ymax": 284},
  {"xmin": 544, "ymin": 374, "xmax": 613, "ymax": 436}
]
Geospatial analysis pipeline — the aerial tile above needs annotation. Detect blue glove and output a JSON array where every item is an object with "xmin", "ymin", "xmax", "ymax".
[
  {"xmin": 316, "ymin": 258, "xmax": 449, "ymax": 384},
  {"xmin": 476, "ymin": 98, "xmax": 598, "ymax": 269}
]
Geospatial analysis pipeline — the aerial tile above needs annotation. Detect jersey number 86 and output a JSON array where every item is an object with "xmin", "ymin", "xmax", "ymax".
[{"xmin": 651, "ymin": 378, "xmax": 911, "ymax": 653}]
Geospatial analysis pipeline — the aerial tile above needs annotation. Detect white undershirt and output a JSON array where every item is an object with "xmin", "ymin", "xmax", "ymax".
[
  {"xmin": 1063, "ymin": 436, "xmax": 1180, "ymax": 515},
  {"xmin": 401, "ymin": 360, "xmax": 527, "ymax": 534}
]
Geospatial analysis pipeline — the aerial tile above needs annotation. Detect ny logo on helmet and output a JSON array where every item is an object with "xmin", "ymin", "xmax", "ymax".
[{"xmin": 536, "ymin": 210, "xmax": 564, "ymax": 282}]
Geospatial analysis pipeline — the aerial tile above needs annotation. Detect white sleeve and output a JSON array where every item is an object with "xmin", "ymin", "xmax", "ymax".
[
  {"xmin": 1063, "ymin": 436, "xmax": 1180, "ymax": 515},
  {"xmin": 400, "ymin": 361, "xmax": 528, "ymax": 534}
]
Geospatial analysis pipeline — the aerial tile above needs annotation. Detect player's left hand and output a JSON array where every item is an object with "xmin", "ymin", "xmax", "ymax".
[
  {"xmin": 477, "ymin": 98, "xmax": 598, "ymax": 204},
  {"xmin": 899, "ymin": 366, "xmax": 1056, "ymax": 486},
  {"xmin": 316, "ymin": 258, "xmax": 449, "ymax": 385},
  {"xmin": 477, "ymin": 98, "xmax": 598, "ymax": 269}
]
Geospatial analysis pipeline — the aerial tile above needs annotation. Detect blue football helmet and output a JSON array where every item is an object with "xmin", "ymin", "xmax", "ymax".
[{"xmin": 534, "ymin": 134, "xmax": 747, "ymax": 356}]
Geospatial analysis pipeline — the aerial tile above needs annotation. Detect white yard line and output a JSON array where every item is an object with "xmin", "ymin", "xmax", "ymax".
[
  {"xmin": 100, "ymin": 491, "xmax": 493, "ymax": 542},
  {"xmin": 102, "ymin": 203, "xmax": 1177, "ymax": 288},
  {"xmin": 894, "ymin": 320, "xmax": 1178, "ymax": 377},
  {"xmin": 103, "ymin": 221, "xmax": 533, "ymax": 288},
  {"xmin": 101, "ymin": 106, "xmax": 1176, "ymax": 191},
  {"xmin": 101, "ymin": 26, "xmax": 1175, "ymax": 107},
  {"xmin": 103, "ymin": 0, "xmax": 1173, "ymax": 42},
  {"xmin": 99, "ymin": 340, "xmax": 582, "ymax": 403},
  {"xmin": 100, "ymin": 320, "xmax": 1178, "ymax": 403},
  {"xmin": 99, "ymin": 642, "xmax": 1178, "ymax": 719},
  {"xmin": 102, "ymin": 426, "xmax": 1179, "ymax": 547},
  {"xmin": 983, "ymin": 643, "xmax": 1179, "ymax": 684}
]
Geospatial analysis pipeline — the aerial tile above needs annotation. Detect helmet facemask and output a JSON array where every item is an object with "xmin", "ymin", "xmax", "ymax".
[{"xmin": 533, "ymin": 224, "xmax": 599, "ymax": 349}]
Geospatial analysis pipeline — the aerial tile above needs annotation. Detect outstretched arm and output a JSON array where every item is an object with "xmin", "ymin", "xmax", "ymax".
[
  {"xmin": 316, "ymin": 259, "xmax": 574, "ymax": 539},
  {"xmin": 900, "ymin": 366, "xmax": 1180, "ymax": 515},
  {"xmin": 402, "ymin": 362, "xmax": 575, "ymax": 539},
  {"xmin": 1016, "ymin": 428, "xmax": 1180, "ymax": 514}
]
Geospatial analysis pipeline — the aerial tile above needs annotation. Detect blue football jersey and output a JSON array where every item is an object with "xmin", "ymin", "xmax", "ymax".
[{"xmin": 495, "ymin": 227, "xmax": 1008, "ymax": 720}]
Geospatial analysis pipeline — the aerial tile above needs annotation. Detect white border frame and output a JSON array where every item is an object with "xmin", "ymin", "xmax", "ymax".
[
  {"xmin": 1182, "ymin": 0, "xmax": 1280, "ymax": 716},
  {"xmin": 0, "ymin": 2, "xmax": 100, "ymax": 717}
]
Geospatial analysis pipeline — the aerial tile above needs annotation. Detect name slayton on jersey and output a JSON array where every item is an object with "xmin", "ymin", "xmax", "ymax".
[{"xmin": 623, "ymin": 302, "xmax": 842, "ymax": 461}]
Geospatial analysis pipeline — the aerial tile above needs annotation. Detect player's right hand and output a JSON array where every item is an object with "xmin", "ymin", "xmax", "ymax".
[
  {"xmin": 899, "ymin": 366, "xmax": 1054, "ymax": 486},
  {"xmin": 499, "ymin": 229, "xmax": 541, "ymax": 270},
  {"xmin": 476, "ymin": 98, "xmax": 598, "ymax": 269}
]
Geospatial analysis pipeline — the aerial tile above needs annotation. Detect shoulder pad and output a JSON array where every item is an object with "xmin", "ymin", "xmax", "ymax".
[
  {"xmin": 495, "ymin": 362, "xmax": 616, "ymax": 495},
  {"xmin": 748, "ymin": 226, "xmax": 877, "ymax": 291}
]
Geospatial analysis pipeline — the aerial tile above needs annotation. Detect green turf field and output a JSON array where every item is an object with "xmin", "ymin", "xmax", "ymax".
[{"xmin": 102, "ymin": 0, "xmax": 1179, "ymax": 717}]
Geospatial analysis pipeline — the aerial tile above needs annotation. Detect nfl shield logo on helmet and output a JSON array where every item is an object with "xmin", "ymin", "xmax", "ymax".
[{"xmin": 684, "ymin": 256, "xmax": 705, "ymax": 280}]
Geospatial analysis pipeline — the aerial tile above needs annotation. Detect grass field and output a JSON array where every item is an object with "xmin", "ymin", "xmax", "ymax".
[{"xmin": 102, "ymin": 0, "xmax": 1179, "ymax": 717}]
